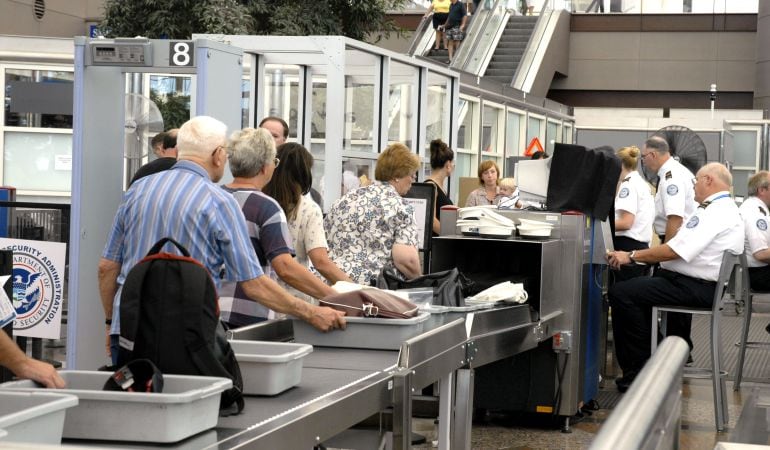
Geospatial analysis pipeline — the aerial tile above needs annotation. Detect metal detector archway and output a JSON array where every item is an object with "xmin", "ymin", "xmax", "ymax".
[{"xmin": 68, "ymin": 37, "xmax": 242, "ymax": 369}]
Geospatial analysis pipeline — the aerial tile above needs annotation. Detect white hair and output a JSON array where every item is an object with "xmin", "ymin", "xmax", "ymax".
[{"xmin": 176, "ymin": 116, "xmax": 227, "ymax": 158}]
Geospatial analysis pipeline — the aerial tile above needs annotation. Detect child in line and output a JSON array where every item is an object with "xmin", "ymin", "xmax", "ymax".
[{"xmin": 498, "ymin": 177, "xmax": 522, "ymax": 209}]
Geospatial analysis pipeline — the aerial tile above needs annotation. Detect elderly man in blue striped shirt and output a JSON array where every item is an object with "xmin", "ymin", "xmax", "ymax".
[{"xmin": 98, "ymin": 116, "xmax": 345, "ymax": 364}]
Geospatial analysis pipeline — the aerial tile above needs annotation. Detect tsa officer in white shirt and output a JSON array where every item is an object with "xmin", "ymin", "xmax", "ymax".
[
  {"xmin": 613, "ymin": 146, "xmax": 655, "ymax": 282},
  {"xmin": 739, "ymin": 171, "xmax": 770, "ymax": 291},
  {"xmin": 641, "ymin": 136, "xmax": 697, "ymax": 243},
  {"xmin": 606, "ymin": 163, "xmax": 744, "ymax": 392}
]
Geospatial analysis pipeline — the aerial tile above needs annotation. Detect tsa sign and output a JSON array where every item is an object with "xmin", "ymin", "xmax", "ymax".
[{"xmin": 0, "ymin": 238, "xmax": 67, "ymax": 339}]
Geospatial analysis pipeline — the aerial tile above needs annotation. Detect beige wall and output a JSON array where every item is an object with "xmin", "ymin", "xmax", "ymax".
[
  {"xmin": 0, "ymin": 0, "xmax": 99, "ymax": 38},
  {"xmin": 550, "ymin": 31, "xmax": 756, "ymax": 93}
]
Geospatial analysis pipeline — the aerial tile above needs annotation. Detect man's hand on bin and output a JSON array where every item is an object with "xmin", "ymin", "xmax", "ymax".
[{"xmin": 310, "ymin": 306, "xmax": 347, "ymax": 332}]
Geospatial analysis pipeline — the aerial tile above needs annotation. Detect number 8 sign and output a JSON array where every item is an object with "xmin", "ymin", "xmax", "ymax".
[{"xmin": 169, "ymin": 41, "xmax": 195, "ymax": 67}]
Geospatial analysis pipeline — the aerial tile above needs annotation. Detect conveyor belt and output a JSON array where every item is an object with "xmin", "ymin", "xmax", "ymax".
[
  {"xmin": 60, "ymin": 307, "xmax": 549, "ymax": 449},
  {"xmin": 220, "ymin": 366, "xmax": 384, "ymax": 429}
]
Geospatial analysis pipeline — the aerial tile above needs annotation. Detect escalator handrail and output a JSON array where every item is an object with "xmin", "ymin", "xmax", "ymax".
[
  {"xmin": 453, "ymin": 0, "xmax": 507, "ymax": 73},
  {"xmin": 512, "ymin": 0, "xmax": 558, "ymax": 90}
]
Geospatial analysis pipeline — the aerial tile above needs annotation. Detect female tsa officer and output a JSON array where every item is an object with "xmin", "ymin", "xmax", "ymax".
[{"xmin": 613, "ymin": 146, "xmax": 655, "ymax": 282}]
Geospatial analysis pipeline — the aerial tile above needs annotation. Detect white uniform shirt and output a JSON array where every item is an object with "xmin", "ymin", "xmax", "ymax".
[
  {"xmin": 738, "ymin": 195, "xmax": 770, "ymax": 268},
  {"xmin": 654, "ymin": 158, "xmax": 696, "ymax": 236},
  {"xmin": 661, "ymin": 191, "xmax": 744, "ymax": 281},
  {"xmin": 614, "ymin": 170, "xmax": 654, "ymax": 243}
]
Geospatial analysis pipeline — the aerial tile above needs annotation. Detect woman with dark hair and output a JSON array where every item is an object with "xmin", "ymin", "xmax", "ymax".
[
  {"xmin": 263, "ymin": 143, "xmax": 350, "ymax": 302},
  {"xmin": 325, "ymin": 143, "xmax": 422, "ymax": 285},
  {"xmin": 465, "ymin": 160, "xmax": 504, "ymax": 206},
  {"xmin": 425, "ymin": 139, "xmax": 454, "ymax": 235}
]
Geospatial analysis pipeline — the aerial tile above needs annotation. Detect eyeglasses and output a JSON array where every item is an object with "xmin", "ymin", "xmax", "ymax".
[
  {"xmin": 273, "ymin": 157, "xmax": 280, "ymax": 168},
  {"xmin": 641, "ymin": 151, "xmax": 655, "ymax": 160},
  {"xmin": 211, "ymin": 145, "xmax": 224, "ymax": 157}
]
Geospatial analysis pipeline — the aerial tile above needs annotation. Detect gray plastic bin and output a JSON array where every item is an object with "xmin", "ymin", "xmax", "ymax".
[
  {"xmin": 293, "ymin": 312, "xmax": 430, "ymax": 350},
  {"xmin": 0, "ymin": 371, "xmax": 231, "ymax": 443},
  {"xmin": 0, "ymin": 391, "xmax": 78, "ymax": 445},
  {"xmin": 229, "ymin": 340, "xmax": 312, "ymax": 395}
]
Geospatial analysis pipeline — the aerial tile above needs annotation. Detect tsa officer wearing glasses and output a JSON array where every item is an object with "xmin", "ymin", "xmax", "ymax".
[
  {"xmin": 640, "ymin": 136, "xmax": 697, "ymax": 243},
  {"xmin": 606, "ymin": 163, "xmax": 743, "ymax": 392}
]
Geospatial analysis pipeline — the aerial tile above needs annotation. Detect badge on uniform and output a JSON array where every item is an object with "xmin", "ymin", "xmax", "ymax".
[
  {"xmin": 666, "ymin": 184, "xmax": 679, "ymax": 196},
  {"xmin": 758, "ymin": 219, "xmax": 768, "ymax": 231},
  {"xmin": 619, "ymin": 187, "xmax": 629, "ymax": 198},
  {"xmin": 686, "ymin": 216, "xmax": 699, "ymax": 228},
  {"xmin": 665, "ymin": 171, "xmax": 672, "ymax": 180}
]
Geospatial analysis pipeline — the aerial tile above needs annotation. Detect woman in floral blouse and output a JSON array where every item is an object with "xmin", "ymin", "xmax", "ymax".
[{"xmin": 324, "ymin": 143, "xmax": 422, "ymax": 285}]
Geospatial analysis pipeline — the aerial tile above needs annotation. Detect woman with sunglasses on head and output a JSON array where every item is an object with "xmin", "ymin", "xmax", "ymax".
[{"xmin": 263, "ymin": 143, "xmax": 351, "ymax": 302}]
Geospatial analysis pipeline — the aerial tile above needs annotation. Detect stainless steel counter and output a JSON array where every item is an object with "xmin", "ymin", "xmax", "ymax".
[{"xmin": 59, "ymin": 302, "xmax": 552, "ymax": 449}]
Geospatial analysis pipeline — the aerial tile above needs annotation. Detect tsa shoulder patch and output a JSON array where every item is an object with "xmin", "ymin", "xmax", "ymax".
[
  {"xmin": 686, "ymin": 216, "xmax": 699, "ymax": 229},
  {"xmin": 758, "ymin": 219, "xmax": 768, "ymax": 231},
  {"xmin": 666, "ymin": 184, "xmax": 679, "ymax": 196},
  {"xmin": 619, "ymin": 187, "xmax": 630, "ymax": 198}
]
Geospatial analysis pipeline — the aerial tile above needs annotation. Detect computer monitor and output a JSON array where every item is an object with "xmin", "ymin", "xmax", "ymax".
[{"xmin": 514, "ymin": 157, "xmax": 551, "ymax": 204}]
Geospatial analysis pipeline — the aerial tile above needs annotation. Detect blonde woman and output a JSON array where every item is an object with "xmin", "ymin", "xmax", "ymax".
[{"xmin": 613, "ymin": 145, "xmax": 655, "ymax": 281}]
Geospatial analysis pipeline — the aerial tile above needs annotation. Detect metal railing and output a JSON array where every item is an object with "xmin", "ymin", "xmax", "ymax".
[{"xmin": 589, "ymin": 336, "xmax": 689, "ymax": 450}]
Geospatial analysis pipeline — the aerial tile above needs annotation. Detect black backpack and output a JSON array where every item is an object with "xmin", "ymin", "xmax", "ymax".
[{"xmin": 118, "ymin": 237, "xmax": 244, "ymax": 415}]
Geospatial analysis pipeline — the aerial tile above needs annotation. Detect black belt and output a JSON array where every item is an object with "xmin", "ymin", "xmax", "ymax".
[{"xmin": 657, "ymin": 268, "xmax": 716, "ymax": 286}]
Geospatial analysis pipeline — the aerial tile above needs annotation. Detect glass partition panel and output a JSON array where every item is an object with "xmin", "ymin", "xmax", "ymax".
[
  {"xmin": 241, "ymin": 77, "xmax": 250, "ymax": 128},
  {"xmin": 456, "ymin": 151, "xmax": 475, "ymax": 179},
  {"xmin": 563, "ymin": 123, "xmax": 573, "ymax": 144},
  {"xmin": 341, "ymin": 157, "xmax": 376, "ymax": 196},
  {"xmin": 733, "ymin": 169, "xmax": 751, "ymax": 198},
  {"xmin": 344, "ymin": 50, "xmax": 379, "ymax": 153},
  {"xmin": 425, "ymin": 72, "xmax": 451, "ymax": 154},
  {"xmin": 733, "ymin": 129, "xmax": 759, "ymax": 168},
  {"xmin": 4, "ymin": 131, "xmax": 72, "ymax": 191},
  {"xmin": 571, "ymin": 0, "xmax": 757, "ymax": 14},
  {"xmin": 5, "ymin": 68, "xmax": 73, "ymax": 128},
  {"xmin": 263, "ymin": 64, "xmax": 300, "ymax": 140},
  {"xmin": 526, "ymin": 113, "xmax": 545, "ymax": 148},
  {"xmin": 311, "ymin": 159, "xmax": 326, "ymax": 209},
  {"xmin": 546, "ymin": 119, "xmax": 560, "ymax": 154},
  {"xmin": 481, "ymin": 103, "xmax": 504, "ymax": 156},
  {"xmin": 388, "ymin": 61, "xmax": 418, "ymax": 150},
  {"xmin": 457, "ymin": 97, "xmax": 478, "ymax": 152},
  {"xmin": 149, "ymin": 74, "xmax": 192, "ymax": 130},
  {"xmin": 505, "ymin": 110, "xmax": 523, "ymax": 157},
  {"xmin": 310, "ymin": 76, "xmax": 327, "ymax": 158}
]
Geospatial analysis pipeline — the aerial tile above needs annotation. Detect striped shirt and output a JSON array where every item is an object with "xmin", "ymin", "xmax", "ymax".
[
  {"xmin": 102, "ymin": 160, "xmax": 263, "ymax": 335},
  {"xmin": 218, "ymin": 187, "xmax": 295, "ymax": 327}
]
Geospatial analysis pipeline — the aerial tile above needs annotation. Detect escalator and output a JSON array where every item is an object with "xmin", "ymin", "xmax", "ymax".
[
  {"xmin": 408, "ymin": 1, "xmax": 570, "ymax": 97},
  {"xmin": 484, "ymin": 15, "xmax": 538, "ymax": 84}
]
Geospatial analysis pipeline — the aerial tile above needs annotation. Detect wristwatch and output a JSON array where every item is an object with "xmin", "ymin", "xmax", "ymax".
[{"xmin": 629, "ymin": 251, "xmax": 638, "ymax": 264}]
